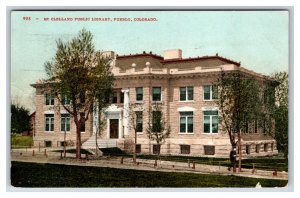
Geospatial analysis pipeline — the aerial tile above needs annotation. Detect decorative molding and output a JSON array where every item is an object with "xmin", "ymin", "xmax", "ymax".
[{"xmin": 177, "ymin": 106, "xmax": 196, "ymax": 112}]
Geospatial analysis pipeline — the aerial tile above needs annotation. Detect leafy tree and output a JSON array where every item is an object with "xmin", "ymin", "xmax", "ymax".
[
  {"xmin": 271, "ymin": 71, "xmax": 288, "ymax": 158},
  {"xmin": 11, "ymin": 104, "xmax": 31, "ymax": 134},
  {"xmin": 216, "ymin": 70, "xmax": 263, "ymax": 172},
  {"xmin": 44, "ymin": 29, "xmax": 114, "ymax": 159},
  {"xmin": 146, "ymin": 104, "xmax": 171, "ymax": 161}
]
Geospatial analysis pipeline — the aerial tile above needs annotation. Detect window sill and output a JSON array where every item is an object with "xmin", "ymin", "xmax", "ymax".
[
  {"xmin": 179, "ymin": 100, "xmax": 194, "ymax": 102},
  {"xmin": 202, "ymin": 132, "xmax": 219, "ymax": 135},
  {"xmin": 44, "ymin": 131, "xmax": 54, "ymax": 133},
  {"xmin": 203, "ymin": 99, "xmax": 218, "ymax": 102},
  {"xmin": 137, "ymin": 132, "xmax": 143, "ymax": 134},
  {"xmin": 60, "ymin": 131, "xmax": 71, "ymax": 133},
  {"xmin": 152, "ymin": 101, "xmax": 163, "ymax": 104},
  {"xmin": 80, "ymin": 131, "xmax": 86, "ymax": 133},
  {"xmin": 178, "ymin": 132, "xmax": 194, "ymax": 135},
  {"xmin": 134, "ymin": 101, "xmax": 144, "ymax": 104}
]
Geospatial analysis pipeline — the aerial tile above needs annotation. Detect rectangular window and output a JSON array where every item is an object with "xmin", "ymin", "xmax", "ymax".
[
  {"xmin": 179, "ymin": 112, "xmax": 193, "ymax": 133},
  {"xmin": 61, "ymin": 114, "xmax": 70, "ymax": 132},
  {"xmin": 45, "ymin": 114, "xmax": 54, "ymax": 132},
  {"xmin": 264, "ymin": 143, "xmax": 268, "ymax": 152},
  {"xmin": 45, "ymin": 93, "xmax": 54, "ymax": 105},
  {"xmin": 204, "ymin": 145, "xmax": 215, "ymax": 155},
  {"xmin": 246, "ymin": 145, "xmax": 251, "ymax": 155},
  {"xmin": 120, "ymin": 91, "xmax": 124, "ymax": 103},
  {"xmin": 136, "ymin": 87, "xmax": 143, "ymax": 101},
  {"xmin": 136, "ymin": 144, "xmax": 141, "ymax": 153},
  {"xmin": 136, "ymin": 111, "xmax": 143, "ymax": 132},
  {"xmin": 180, "ymin": 87, "xmax": 193, "ymax": 101},
  {"xmin": 45, "ymin": 141, "xmax": 52, "ymax": 147},
  {"xmin": 61, "ymin": 93, "xmax": 70, "ymax": 105},
  {"xmin": 180, "ymin": 145, "xmax": 190, "ymax": 154},
  {"xmin": 152, "ymin": 87, "xmax": 161, "ymax": 101},
  {"xmin": 203, "ymin": 111, "xmax": 218, "ymax": 133},
  {"xmin": 153, "ymin": 144, "xmax": 160, "ymax": 155},
  {"xmin": 203, "ymin": 85, "xmax": 218, "ymax": 100},
  {"xmin": 112, "ymin": 91, "xmax": 118, "ymax": 103},
  {"xmin": 256, "ymin": 144, "xmax": 260, "ymax": 153},
  {"xmin": 152, "ymin": 111, "xmax": 162, "ymax": 132},
  {"xmin": 79, "ymin": 93, "xmax": 85, "ymax": 103},
  {"xmin": 80, "ymin": 113, "xmax": 85, "ymax": 132}
]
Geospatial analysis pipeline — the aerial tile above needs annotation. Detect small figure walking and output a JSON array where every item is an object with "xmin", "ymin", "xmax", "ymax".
[{"xmin": 228, "ymin": 147, "xmax": 237, "ymax": 172}]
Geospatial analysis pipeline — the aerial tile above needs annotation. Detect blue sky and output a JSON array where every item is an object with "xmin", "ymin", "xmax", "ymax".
[{"xmin": 11, "ymin": 11, "xmax": 289, "ymax": 111}]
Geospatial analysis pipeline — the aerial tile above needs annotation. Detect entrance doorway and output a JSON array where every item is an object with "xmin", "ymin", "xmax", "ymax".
[{"xmin": 109, "ymin": 119, "xmax": 119, "ymax": 139}]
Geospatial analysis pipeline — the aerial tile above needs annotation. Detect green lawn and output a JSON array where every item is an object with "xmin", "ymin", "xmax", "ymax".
[
  {"xmin": 11, "ymin": 135, "xmax": 33, "ymax": 148},
  {"xmin": 11, "ymin": 161, "xmax": 287, "ymax": 188}
]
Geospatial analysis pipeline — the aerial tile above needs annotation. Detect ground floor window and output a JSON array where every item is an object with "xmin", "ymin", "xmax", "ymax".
[
  {"xmin": 203, "ymin": 111, "xmax": 218, "ymax": 133},
  {"xmin": 153, "ymin": 144, "xmax": 160, "ymax": 155},
  {"xmin": 204, "ymin": 145, "xmax": 215, "ymax": 155},
  {"xmin": 136, "ymin": 144, "xmax": 141, "ymax": 153},
  {"xmin": 61, "ymin": 114, "xmax": 70, "ymax": 132},
  {"xmin": 45, "ymin": 114, "xmax": 54, "ymax": 132},
  {"xmin": 180, "ymin": 145, "xmax": 190, "ymax": 154}
]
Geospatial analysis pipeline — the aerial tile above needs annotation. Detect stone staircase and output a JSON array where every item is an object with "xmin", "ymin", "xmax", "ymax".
[{"xmin": 82, "ymin": 135, "xmax": 118, "ymax": 149}]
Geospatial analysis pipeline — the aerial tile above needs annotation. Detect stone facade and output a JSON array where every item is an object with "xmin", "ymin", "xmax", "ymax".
[{"xmin": 31, "ymin": 49, "xmax": 278, "ymax": 157}]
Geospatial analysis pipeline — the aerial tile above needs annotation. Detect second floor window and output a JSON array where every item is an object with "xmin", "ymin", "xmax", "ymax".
[
  {"xmin": 136, "ymin": 87, "xmax": 143, "ymax": 101},
  {"xmin": 152, "ymin": 87, "xmax": 161, "ymax": 101},
  {"xmin": 180, "ymin": 87, "xmax": 193, "ymax": 101},
  {"xmin": 61, "ymin": 114, "xmax": 70, "ymax": 132},
  {"xmin": 180, "ymin": 112, "xmax": 193, "ymax": 133},
  {"xmin": 112, "ymin": 91, "xmax": 118, "ymax": 103},
  {"xmin": 61, "ymin": 93, "xmax": 70, "ymax": 105},
  {"xmin": 45, "ymin": 93, "xmax": 54, "ymax": 105},
  {"xmin": 152, "ymin": 111, "xmax": 162, "ymax": 132},
  {"xmin": 203, "ymin": 110, "xmax": 218, "ymax": 133},
  {"xmin": 135, "ymin": 111, "xmax": 143, "ymax": 132},
  {"xmin": 80, "ymin": 113, "xmax": 85, "ymax": 132},
  {"xmin": 45, "ymin": 114, "xmax": 54, "ymax": 132},
  {"xmin": 203, "ymin": 85, "xmax": 218, "ymax": 100}
]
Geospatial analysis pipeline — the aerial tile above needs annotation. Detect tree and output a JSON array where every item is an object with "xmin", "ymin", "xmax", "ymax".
[
  {"xmin": 271, "ymin": 71, "xmax": 288, "ymax": 158},
  {"xmin": 44, "ymin": 29, "xmax": 114, "ymax": 159},
  {"xmin": 11, "ymin": 104, "xmax": 31, "ymax": 134},
  {"xmin": 93, "ymin": 62, "xmax": 114, "ymax": 155},
  {"xmin": 146, "ymin": 104, "xmax": 171, "ymax": 161},
  {"xmin": 128, "ymin": 103, "xmax": 143, "ymax": 163},
  {"xmin": 216, "ymin": 70, "xmax": 263, "ymax": 172}
]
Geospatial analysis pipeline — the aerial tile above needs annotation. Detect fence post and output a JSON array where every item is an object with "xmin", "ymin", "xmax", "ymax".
[
  {"xmin": 252, "ymin": 164, "xmax": 256, "ymax": 174},
  {"xmin": 44, "ymin": 149, "xmax": 47, "ymax": 156},
  {"xmin": 39, "ymin": 142, "xmax": 41, "ymax": 152},
  {"xmin": 32, "ymin": 150, "xmax": 35, "ymax": 156},
  {"xmin": 154, "ymin": 159, "xmax": 157, "ymax": 167},
  {"xmin": 60, "ymin": 151, "xmax": 63, "ymax": 159},
  {"xmin": 192, "ymin": 162, "xmax": 195, "ymax": 170},
  {"xmin": 273, "ymin": 170, "xmax": 277, "ymax": 176},
  {"xmin": 188, "ymin": 159, "xmax": 190, "ymax": 168},
  {"xmin": 120, "ymin": 156, "xmax": 124, "ymax": 164}
]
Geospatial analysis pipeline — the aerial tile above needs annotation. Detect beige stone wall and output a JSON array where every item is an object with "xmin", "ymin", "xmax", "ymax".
[{"xmin": 33, "ymin": 87, "xmax": 93, "ymax": 148}]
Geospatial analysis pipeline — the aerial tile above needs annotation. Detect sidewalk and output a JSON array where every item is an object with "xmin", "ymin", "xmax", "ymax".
[{"xmin": 10, "ymin": 148, "xmax": 288, "ymax": 181}]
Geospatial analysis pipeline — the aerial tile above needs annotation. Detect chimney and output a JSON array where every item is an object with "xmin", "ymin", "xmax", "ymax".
[
  {"xmin": 163, "ymin": 49, "xmax": 182, "ymax": 60},
  {"xmin": 102, "ymin": 51, "xmax": 115, "ymax": 59}
]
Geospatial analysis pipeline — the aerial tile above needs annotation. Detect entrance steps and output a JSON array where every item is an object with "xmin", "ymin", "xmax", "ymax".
[{"xmin": 82, "ymin": 135, "xmax": 118, "ymax": 149}]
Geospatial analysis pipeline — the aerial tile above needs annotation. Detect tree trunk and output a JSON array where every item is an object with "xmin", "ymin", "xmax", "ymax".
[
  {"xmin": 133, "ymin": 130, "xmax": 137, "ymax": 163},
  {"xmin": 63, "ymin": 129, "xmax": 66, "ymax": 158},
  {"xmin": 238, "ymin": 131, "xmax": 242, "ymax": 172},
  {"xmin": 76, "ymin": 124, "xmax": 82, "ymax": 159}
]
